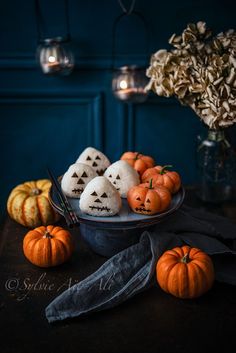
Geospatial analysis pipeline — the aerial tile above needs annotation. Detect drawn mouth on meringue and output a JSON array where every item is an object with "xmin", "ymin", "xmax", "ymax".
[
  {"xmin": 89, "ymin": 206, "xmax": 110, "ymax": 211},
  {"xmin": 72, "ymin": 188, "xmax": 84, "ymax": 194}
]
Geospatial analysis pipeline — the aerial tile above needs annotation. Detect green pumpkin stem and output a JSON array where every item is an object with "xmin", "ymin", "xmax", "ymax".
[
  {"xmin": 181, "ymin": 252, "xmax": 190, "ymax": 264},
  {"xmin": 160, "ymin": 165, "xmax": 173, "ymax": 175},
  {"xmin": 149, "ymin": 178, "xmax": 153, "ymax": 189},
  {"xmin": 134, "ymin": 152, "xmax": 140, "ymax": 160}
]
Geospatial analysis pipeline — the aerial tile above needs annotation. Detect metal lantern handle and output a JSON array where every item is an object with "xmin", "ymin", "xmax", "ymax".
[
  {"xmin": 111, "ymin": 10, "xmax": 151, "ymax": 70},
  {"xmin": 35, "ymin": 0, "xmax": 71, "ymax": 44}
]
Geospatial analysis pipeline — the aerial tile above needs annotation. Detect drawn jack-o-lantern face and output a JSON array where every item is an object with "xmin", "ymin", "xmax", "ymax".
[
  {"xmin": 61, "ymin": 163, "xmax": 97, "ymax": 198},
  {"xmin": 76, "ymin": 147, "xmax": 111, "ymax": 176},
  {"xmin": 80, "ymin": 176, "xmax": 122, "ymax": 216},
  {"xmin": 104, "ymin": 160, "xmax": 140, "ymax": 198}
]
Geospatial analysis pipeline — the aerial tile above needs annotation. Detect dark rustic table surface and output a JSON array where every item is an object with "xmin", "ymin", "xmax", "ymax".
[{"xmin": 0, "ymin": 187, "xmax": 236, "ymax": 353}]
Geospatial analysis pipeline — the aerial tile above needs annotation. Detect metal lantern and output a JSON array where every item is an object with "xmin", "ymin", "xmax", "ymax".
[
  {"xmin": 37, "ymin": 38, "xmax": 74, "ymax": 75},
  {"xmin": 35, "ymin": 0, "xmax": 74, "ymax": 76},
  {"xmin": 112, "ymin": 65, "xmax": 148, "ymax": 103}
]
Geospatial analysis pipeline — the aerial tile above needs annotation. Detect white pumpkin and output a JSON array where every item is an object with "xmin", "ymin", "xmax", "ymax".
[
  {"xmin": 61, "ymin": 163, "xmax": 96, "ymax": 198},
  {"xmin": 80, "ymin": 176, "xmax": 122, "ymax": 216},
  {"xmin": 104, "ymin": 160, "xmax": 140, "ymax": 198},
  {"xmin": 76, "ymin": 147, "xmax": 110, "ymax": 176}
]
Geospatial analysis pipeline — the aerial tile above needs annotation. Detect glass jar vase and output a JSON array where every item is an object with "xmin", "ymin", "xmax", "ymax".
[{"xmin": 196, "ymin": 128, "xmax": 236, "ymax": 203}]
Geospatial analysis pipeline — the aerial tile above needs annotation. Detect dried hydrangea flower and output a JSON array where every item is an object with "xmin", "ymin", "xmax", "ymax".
[{"xmin": 146, "ymin": 21, "xmax": 236, "ymax": 129}]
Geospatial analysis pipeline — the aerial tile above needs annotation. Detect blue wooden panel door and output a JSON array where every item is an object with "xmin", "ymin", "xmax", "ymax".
[{"xmin": 0, "ymin": 0, "xmax": 236, "ymax": 213}]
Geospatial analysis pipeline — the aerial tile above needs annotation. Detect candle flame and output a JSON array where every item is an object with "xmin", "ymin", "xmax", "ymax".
[
  {"xmin": 48, "ymin": 55, "xmax": 56, "ymax": 63},
  {"xmin": 120, "ymin": 80, "xmax": 128, "ymax": 90}
]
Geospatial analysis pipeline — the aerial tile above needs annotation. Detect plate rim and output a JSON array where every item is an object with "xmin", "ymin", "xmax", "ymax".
[{"xmin": 49, "ymin": 182, "xmax": 185, "ymax": 229}]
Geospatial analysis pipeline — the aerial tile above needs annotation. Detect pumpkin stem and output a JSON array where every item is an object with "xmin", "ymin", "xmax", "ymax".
[
  {"xmin": 181, "ymin": 252, "xmax": 190, "ymax": 264},
  {"xmin": 31, "ymin": 188, "xmax": 42, "ymax": 196},
  {"xmin": 134, "ymin": 152, "xmax": 140, "ymax": 160},
  {"xmin": 160, "ymin": 165, "xmax": 173, "ymax": 175},
  {"xmin": 43, "ymin": 231, "xmax": 53, "ymax": 239},
  {"xmin": 149, "ymin": 178, "xmax": 153, "ymax": 189}
]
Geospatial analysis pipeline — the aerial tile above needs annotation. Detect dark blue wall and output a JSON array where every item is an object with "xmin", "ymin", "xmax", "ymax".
[{"xmin": 0, "ymin": 0, "xmax": 236, "ymax": 213}]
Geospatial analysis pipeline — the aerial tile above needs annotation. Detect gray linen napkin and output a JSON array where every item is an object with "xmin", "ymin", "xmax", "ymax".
[{"xmin": 45, "ymin": 205, "xmax": 236, "ymax": 323}]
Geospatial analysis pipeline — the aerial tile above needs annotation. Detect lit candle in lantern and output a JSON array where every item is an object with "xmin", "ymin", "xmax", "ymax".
[
  {"xmin": 47, "ymin": 55, "xmax": 60, "ymax": 67},
  {"xmin": 112, "ymin": 66, "xmax": 148, "ymax": 103},
  {"xmin": 119, "ymin": 80, "xmax": 128, "ymax": 90},
  {"xmin": 41, "ymin": 55, "xmax": 60, "ymax": 74}
]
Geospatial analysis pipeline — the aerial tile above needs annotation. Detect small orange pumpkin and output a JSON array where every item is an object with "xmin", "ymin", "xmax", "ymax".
[
  {"xmin": 7, "ymin": 179, "xmax": 60, "ymax": 228},
  {"xmin": 127, "ymin": 179, "xmax": 171, "ymax": 215},
  {"xmin": 156, "ymin": 245, "xmax": 215, "ymax": 298},
  {"xmin": 23, "ymin": 225, "xmax": 74, "ymax": 267},
  {"xmin": 120, "ymin": 152, "xmax": 155, "ymax": 176},
  {"xmin": 142, "ymin": 165, "xmax": 181, "ymax": 193}
]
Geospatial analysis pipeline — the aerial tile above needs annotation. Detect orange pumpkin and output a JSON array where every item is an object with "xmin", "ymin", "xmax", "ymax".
[
  {"xmin": 142, "ymin": 165, "xmax": 181, "ymax": 193},
  {"xmin": 127, "ymin": 179, "xmax": 171, "ymax": 215},
  {"xmin": 120, "ymin": 152, "xmax": 155, "ymax": 176},
  {"xmin": 156, "ymin": 245, "xmax": 215, "ymax": 298},
  {"xmin": 23, "ymin": 225, "xmax": 74, "ymax": 267},
  {"xmin": 7, "ymin": 179, "xmax": 60, "ymax": 228}
]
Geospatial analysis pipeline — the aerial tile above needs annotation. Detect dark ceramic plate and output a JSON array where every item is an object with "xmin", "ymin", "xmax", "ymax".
[{"xmin": 49, "ymin": 183, "xmax": 185, "ymax": 230}]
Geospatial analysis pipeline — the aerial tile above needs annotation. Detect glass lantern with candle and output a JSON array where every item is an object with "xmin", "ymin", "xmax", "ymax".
[
  {"xmin": 112, "ymin": 66, "xmax": 149, "ymax": 103},
  {"xmin": 37, "ymin": 37, "xmax": 74, "ymax": 76}
]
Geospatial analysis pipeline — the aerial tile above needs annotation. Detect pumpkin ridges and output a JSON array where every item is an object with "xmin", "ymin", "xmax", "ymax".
[
  {"xmin": 27, "ymin": 239, "xmax": 41, "ymax": 265},
  {"xmin": 52, "ymin": 228, "xmax": 74, "ymax": 249},
  {"xmin": 24, "ymin": 181, "xmax": 37, "ymax": 190},
  {"xmin": 169, "ymin": 247, "xmax": 184, "ymax": 258},
  {"xmin": 7, "ymin": 192, "xmax": 23, "ymax": 223},
  {"xmin": 24, "ymin": 196, "xmax": 41, "ymax": 228},
  {"xmin": 167, "ymin": 172, "xmax": 181, "ymax": 192},
  {"xmin": 54, "ymin": 238, "xmax": 72, "ymax": 261},
  {"xmin": 39, "ymin": 196, "xmax": 57, "ymax": 225},
  {"xmin": 128, "ymin": 182, "xmax": 171, "ymax": 215},
  {"xmin": 36, "ymin": 226, "xmax": 48, "ymax": 235},
  {"xmin": 168, "ymin": 263, "xmax": 189, "ymax": 298},
  {"xmin": 13, "ymin": 194, "xmax": 30, "ymax": 226},
  {"xmin": 46, "ymin": 225, "xmax": 54, "ymax": 234},
  {"xmin": 24, "ymin": 234, "xmax": 40, "ymax": 252},
  {"xmin": 36, "ymin": 196, "xmax": 44, "ymax": 225},
  {"xmin": 162, "ymin": 174, "xmax": 174, "ymax": 193},
  {"xmin": 7, "ymin": 179, "xmax": 59, "ymax": 228},
  {"xmin": 23, "ymin": 225, "xmax": 73, "ymax": 267},
  {"xmin": 49, "ymin": 226, "xmax": 64, "ymax": 235},
  {"xmin": 51, "ymin": 238, "xmax": 68, "ymax": 265},
  {"xmin": 21, "ymin": 196, "xmax": 30, "ymax": 227},
  {"xmin": 156, "ymin": 246, "xmax": 215, "ymax": 298},
  {"xmin": 152, "ymin": 185, "xmax": 171, "ymax": 212},
  {"xmin": 176, "ymin": 263, "xmax": 189, "ymax": 298},
  {"xmin": 44, "ymin": 237, "xmax": 53, "ymax": 266},
  {"xmin": 32, "ymin": 237, "xmax": 51, "ymax": 267},
  {"xmin": 189, "ymin": 247, "xmax": 202, "ymax": 258},
  {"xmin": 53, "ymin": 231, "xmax": 72, "ymax": 243},
  {"xmin": 157, "ymin": 258, "xmax": 178, "ymax": 292},
  {"xmin": 189, "ymin": 262, "xmax": 209, "ymax": 297},
  {"xmin": 121, "ymin": 152, "xmax": 155, "ymax": 176},
  {"xmin": 192, "ymin": 259, "xmax": 214, "ymax": 289},
  {"xmin": 186, "ymin": 262, "xmax": 201, "ymax": 297},
  {"xmin": 142, "ymin": 166, "xmax": 181, "ymax": 194},
  {"xmin": 157, "ymin": 250, "xmax": 179, "ymax": 261},
  {"xmin": 166, "ymin": 263, "xmax": 182, "ymax": 295},
  {"xmin": 36, "ymin": 179, "xmax": 51, "ymax": 190}
]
